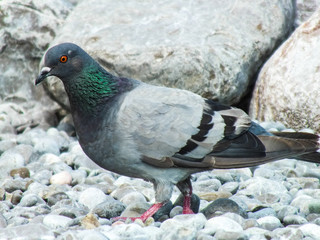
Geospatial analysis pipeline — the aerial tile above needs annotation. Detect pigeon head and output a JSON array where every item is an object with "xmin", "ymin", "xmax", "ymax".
[{"xmin": 35, "ymin": 42, "xmax": 93, "ymax": 85}]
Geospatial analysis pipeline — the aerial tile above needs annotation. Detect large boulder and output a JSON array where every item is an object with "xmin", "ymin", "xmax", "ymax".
[
  {"xmin": 250, "ymin": 9, "xmax": 320, "ymax": 132},
  {"xmin": 0, "ymin": 0, "xmax": 74, "ymax": 101},
  {"xmin": 295, "ymin": 0, "xmax": 320, "ymax": 26},
  {"xmin": 43, "ymin": 0, "xmax": 295, "ymax": 110}
]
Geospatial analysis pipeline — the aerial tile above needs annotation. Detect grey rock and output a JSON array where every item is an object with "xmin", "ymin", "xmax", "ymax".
[
  {"xmin": 200, "ymin": 216, "xmax": 243, "ymax": 236},
  {"xmin": 70, "ymin": 169, "xmax": 87, "ymax": 185},
  {"xmin": 92, "ymin": 196, "xmax": 126, "ymax": 219},
  {"xmin": 238, "ymin": 177, "xmax": 288, "ymax": 204},
  {"xmin": 59, "ymin": 229, "xmax": 110, "ymax": 240},
  {"xmin": 1, "ymin": 177, "xmax": 31, "ymax": 193},
  {"xmin": 34, "ymin": 137, "xmax": 60, "ymax": 155},
  {"xmin": 243, "ymin": 218, "xmax": 259, "ymax": 230},
  {"xmin": 257, "ymin": 216, "xmax": 283, "ymax": 231},
  {"xmin": 290, "ymin": 194, "xmax": 315, "ymax": 215},
  {"xmin": 253, "ymin": 167, "xmax": 286, "ymax": 181},
  {"xmin": 201, "ymin": 198, "xmax": 247, "ymax": 219},
  {"xmin": 218, "ymin": 181, "xmax": 239, "ymax": 194},
  {"xmin": 160, "ymin": 214, "xmax": 206, "ymax": 240},
  {"xmin": 119, "ymin": 191, "xmax": 147, "ymax": 206},
  {"xmin": 308, "ymin": 200, "xmax": 320, "ymax": 214},
  {"xmin": 193, "ymin": 179, "xmax": 221, "ymax": 193},
  {"xmin": 0, "ymin": 139, "xmax": 16, "ymax": 154},
  {"xmin": 18, "ymin": 193, "xmax": 45, "ymax": 207},
  {"xmin": 0, "ymin": 0, "xmax": 73, "ymax": 102},
  {"xmin": 47, "ymin": 192, "xmax": 70, "ymax": 206},
  {"xmin": 250, "ymin": 9, "xmax": 320, "ymax": 132},
  {"xmin": 299, "ymin": 223, "xmax": 320, "ymax": 239},
  {"xmin": 272, "ymin": 227, "xmax": 303, "ymax": 240},
  {"xmin": 43, "ymin": 214, "xmax": 72, "ymax": 229},
  {"xmin": 277, "ymin": 205, "xmax": 299, "ymax": 221},
  {"xmin": 169, "ymin": 206, "xmax": 183, "ymax": 218},
  {"xmin": 283, "ymin": 215, "xmax": 308, "ymax": 226},
  {"xmin": 295, "ymin": 0, "xmax": 320, "ymax": 26},
  {"xmin": 46, "ymin": 0, "xmax": 295, "ymax": 107},
  {"xmin": 32, "ymin": 169, "xmax": 52, "ymax": 185},
  {"xmin": 248, "ymin": 207, "xmax": 276, "ymax": 219},
  {"xmin": 7, "ymin": 216, "xmax": 29, "ymax": 227},
  {"xmin": 243, "ymin": 227, "xmax": 271, "ymax": 239},
  {"xmin": 102, "ymin": 223, "xmax": 162, "ymax": 240},
  {"xmin": 79, "ymin": 187, "xmax": 107, "ymax": 210},
  {"xmin": 0, "ymin": 213, "xmax": 7, "ymax": 228},
  {"xmin": 120, "ymin": 202, "xmax": 150, "ymax": 218},
  {"xmin": 0, "ymin": 151, "xmax": 25, "ymax": 173},
  {"xmin": 214, "ymin": 230, "xmax": 246, "ymax": 240}
]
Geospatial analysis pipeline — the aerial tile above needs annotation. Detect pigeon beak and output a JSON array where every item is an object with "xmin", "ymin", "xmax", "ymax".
[{"xmin": 35, "ymin": 67, "xmax": 52, "ymax": 85}]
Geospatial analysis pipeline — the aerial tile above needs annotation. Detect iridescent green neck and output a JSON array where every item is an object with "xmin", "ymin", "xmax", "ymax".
[{"xmin": 65, "ymin": 64, "xmax": 120, "ymax": 116}]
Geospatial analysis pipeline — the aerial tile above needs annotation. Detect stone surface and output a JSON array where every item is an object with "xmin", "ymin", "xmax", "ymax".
[
  {"xmin": 295, "ymin": 0, "xmax": 320, "ymax": 26},
  {"xmin": 257, "ymin": 216, "xmax": 283, "ymax": 231},
  {"xmin": 50, "ymin": 171, "xmax": 72, "ymax": 185},
  {"xmin": 0, "ymin": 0, "xmax": 73, "ymax": 101},
  {"xmin": 79, "ymin": 187, "xmax": 107, "ymax": 210},
  {"xmin": 299, "ymin": 223, "xmax": 320, "ymax": 239},
  {"xmin": 250, "ymin": 9, "xmax": 320, "ymax": 132},
  {"xmin": 0, "ymin": 223, "xmax": 54, "ymax": 239},
  {"xmin": 201, "ymin": 216, "xmax": 243, "ymax": 236},
  {"xmin": 44, "ymin": 0, "xmax": 295, "ymax": 108},
  {"xmin": 43, "ymin": 214, "xmax": 72, "ymax": 229},
  {"xmin": 92, "ymin": 196, "xmax": 126, "ymax": 219}
]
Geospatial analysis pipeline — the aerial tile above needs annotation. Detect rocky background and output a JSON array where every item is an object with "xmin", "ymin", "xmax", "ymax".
[{"xmin": 1, "ymin": 0, "xmax": 320, "ymax": 239}]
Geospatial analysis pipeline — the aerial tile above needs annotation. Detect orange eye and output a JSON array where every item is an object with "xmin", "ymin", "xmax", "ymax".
[{"xmin": 60, "ymin": 55, "xmax": 68, "ymax": 63}]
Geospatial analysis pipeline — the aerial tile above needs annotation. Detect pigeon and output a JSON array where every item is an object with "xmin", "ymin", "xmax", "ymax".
[{"xmin": 36, "ymin": 42, "xmax": 320, "ymax": 221}]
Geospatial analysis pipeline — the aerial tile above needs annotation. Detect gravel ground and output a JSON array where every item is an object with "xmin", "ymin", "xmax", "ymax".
[{"xmin": 0, "ymin": 118, "xmax": 320, "ymax": 240}]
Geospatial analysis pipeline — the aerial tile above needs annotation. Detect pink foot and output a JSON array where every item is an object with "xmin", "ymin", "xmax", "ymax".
[
  {"xmin": 112, "ymin": 202, "xmax": 164, "ymax": 223},
  {"xmin": 182, "ymin": 194, "xmax": 195, "ymax": 214}
]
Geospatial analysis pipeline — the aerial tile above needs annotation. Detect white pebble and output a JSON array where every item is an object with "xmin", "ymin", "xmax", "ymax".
[{"xmin": 50, "ymin": 171, "xmax": 72, "ymax": 185}]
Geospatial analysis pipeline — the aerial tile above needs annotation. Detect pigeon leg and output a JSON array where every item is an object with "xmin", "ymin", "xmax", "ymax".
[
  {"xmin": 177, "ymin": 177, "xmax": 194, "ymax": 214},
  {"xmin": 112, "ymin": 202, "xmax": 164, "ymax": 222}
]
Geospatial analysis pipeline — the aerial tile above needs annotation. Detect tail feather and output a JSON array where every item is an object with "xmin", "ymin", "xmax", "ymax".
[{"xmin": 209, "ymin": 133, "xmax": 320, "ymax": 169}]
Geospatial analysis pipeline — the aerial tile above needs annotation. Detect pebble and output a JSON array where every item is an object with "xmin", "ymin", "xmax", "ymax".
[
  {"xmin": 0, "ymin": 223, "xmax": 55, "ymax": 239},
  {"xmin": 18, "ymin": 193, "xmax": 45, "ymax": 207},
  {"xmin": 92, "ymin": 196, "xmax": 126, "ymax": 219},
  {"xmin": 283, "ymin": 215, "xmax": 308, "ymax": 226},
  {"xmin": 78, "ymin": 187, "xmax": 107, "ymax": 210},
  {"xmin": 160, "ymin": 214, "xmax": 206, "ymax": 240},
  {"xmin": 50, "ymin": 171, "xmax": 72, "ymax": 185},
  {"xmin": 256, "ymin": 216, "xmax": 283, "ymax": 231},
  {"xmin": 218, "ymin": 181, "xmax": 239, "ymax": 194},
  {"xmin": 43, "ymin": 214, "xmax": 72, "ymax": 229},
  {"xmin": 248, "ymin": 207, "xmax": 276, "ymax": 219},
  {"xmin": 200, "ymin": 216, "xmax": 243, "ymax": 236},
  {"xmin": 299, "ymin": 223, "xmax": 320, "ymax": 239},
  {"xmin": 201, "ymin": 198, "xmax": 247, "ymax": 219},
  {"xmin": 10, "ymin": 167, "xmax": 30, "ymax": 179}
]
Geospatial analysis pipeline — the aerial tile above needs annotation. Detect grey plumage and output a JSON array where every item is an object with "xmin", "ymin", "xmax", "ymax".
[{"xmin": 36, "ymin": 43, "xmax": 320, "ymax": 220}]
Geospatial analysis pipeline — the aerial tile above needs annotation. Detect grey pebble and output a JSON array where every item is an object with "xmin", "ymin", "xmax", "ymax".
[
  {"xmin": 201, "ymin": 198, "xmax": 247, "ymax": 219},
  {"xmin": 257, "ymin": 216, "xmax": 283, "ymax": 231},
  {"xmin": 248, "ymin": 207, "xmax": 276, "ymax": 219},
  {"xmin": 47, "ymin": 192, "xmax": 70, "ymax": 206},
  {"xmin": 18, "ymin": 193, "xmax": 46, "ymax": 207},
  {"xmin": 92, "ymin": 196, "xmax": 126, "ymax": 219},
  {"xmin": 218, "ymin": 181, "xmax": 239, "ymax": 194},
  {"xmin": 43, "ymin": 214, "xmax": 72, "ymax": 229},
  {"xmin": 283, "ymin": 214, "xmax": 308, "ymax": 226}
]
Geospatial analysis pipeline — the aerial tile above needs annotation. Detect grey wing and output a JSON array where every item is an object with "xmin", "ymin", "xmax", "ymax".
[
  {"xmin": 117, "ymin": 84, "xmax": 207, "ymax": 160},
  {"xmin": 116, "ymin": 84, "xmax": 267, "ymax": 168}
]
